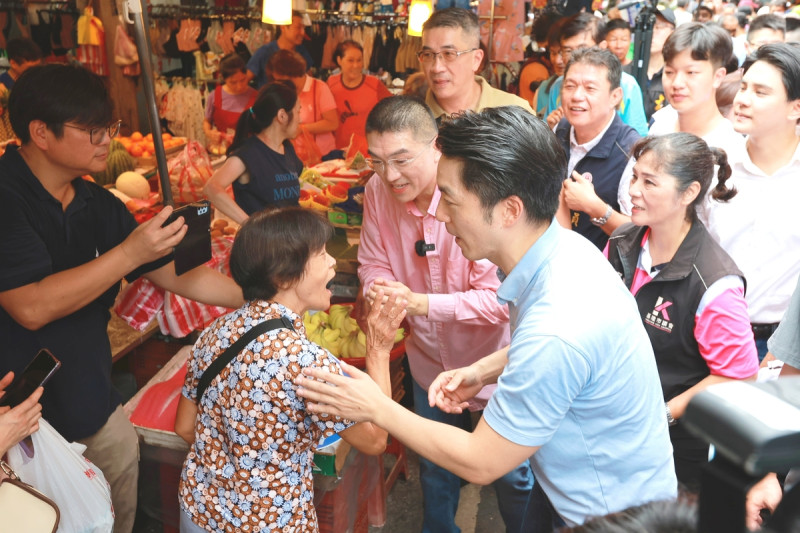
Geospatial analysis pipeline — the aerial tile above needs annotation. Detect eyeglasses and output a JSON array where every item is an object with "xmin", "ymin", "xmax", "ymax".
[
  {"xmin": 417, "ymin": 48, "xmax": 477, "ymax": 64},
  {"xmin": 63, "ymin": 120, "xmax": 122, "ymax": 145},
  {"xmin": 365, "ymin": 138, "xmax": 435, "ymax": 174}
]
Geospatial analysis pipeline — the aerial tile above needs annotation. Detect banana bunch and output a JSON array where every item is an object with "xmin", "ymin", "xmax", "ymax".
[{"xmin": 303, "ymin": 304, "xmax": 404, "ymax": 359}]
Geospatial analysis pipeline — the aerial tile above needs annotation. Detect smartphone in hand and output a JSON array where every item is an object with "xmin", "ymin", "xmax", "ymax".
[{"xmin": 0, "ymin": 349, "xmax": 61, "ymax": 408}]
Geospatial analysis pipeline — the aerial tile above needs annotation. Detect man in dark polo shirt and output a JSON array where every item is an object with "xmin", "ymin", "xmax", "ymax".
[{"xmin": 0, "ymin": 64, "xmax": 243, "ymax": 533}]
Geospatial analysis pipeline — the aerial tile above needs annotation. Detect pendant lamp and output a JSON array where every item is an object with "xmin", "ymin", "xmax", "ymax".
[
  {"xmin": 262, "ymin": 0, "xmax": 292, "ymax": 25},
  {"xmin": 407, "ymin": 0, "xmax": 433, "ymax": 36}
]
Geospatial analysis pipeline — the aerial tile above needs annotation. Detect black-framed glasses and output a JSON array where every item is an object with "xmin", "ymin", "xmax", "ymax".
[
  {"xmin": 63, "ymin": 120, "xmax": 122, "ymax": 145},
  {"xmin": 364, "ymin": 137, "xmax": 436, "ymax": 174},
  {"xmin": 417, "ymin": 48, "xmax": 477, "ymax": 64}
]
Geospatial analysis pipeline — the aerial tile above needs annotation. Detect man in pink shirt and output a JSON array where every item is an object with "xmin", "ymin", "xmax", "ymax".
[{"xmin": 358, "ymin": 96, "xmax": 532, "ymax": 533}]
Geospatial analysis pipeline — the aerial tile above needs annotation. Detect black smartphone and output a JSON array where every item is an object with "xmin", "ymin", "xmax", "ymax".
[
  {"xmin": 164, "ymin": 200, "xmax": 212, "ymax": 276},
  {"xmin": 0, "ymin": 349, "xmax": 61, "ymax": 408}
]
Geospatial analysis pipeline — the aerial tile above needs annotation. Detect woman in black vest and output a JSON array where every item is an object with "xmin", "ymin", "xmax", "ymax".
[{"xmin": 605, "ymin": 133, "xmax": 759, "ymax": 492}]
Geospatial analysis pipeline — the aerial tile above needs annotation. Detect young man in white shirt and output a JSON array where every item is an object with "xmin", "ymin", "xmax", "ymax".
[{"xmin": 701, "ymin": 43, "xmax": 800, "ymax": 361}]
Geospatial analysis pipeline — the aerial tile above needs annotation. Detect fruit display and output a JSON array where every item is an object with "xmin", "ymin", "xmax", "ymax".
[
  {"xmin": 210, "ymin": 218, "xmax": 237, "ymax": 238},
  {"xmin": 116, "ymin": 131, "xmax": 185, "ymax": 159},
  {"xmin": 299, "ymin": 167, "xmax": 332, "ymax": 190},
  {"xmin": 93, "ymin": 142, "xmax": 137, "ymax": 186},
  {"xmin": 116, "ymin": 171, "xmax": 151, "ymax": 200},
  {"xmin": 303, "ymin": 304, "xmax": 405, "ymax": 359},
  {"xmin": 299, "ymin": 189, "xmax": 331, "ymax": 212}
]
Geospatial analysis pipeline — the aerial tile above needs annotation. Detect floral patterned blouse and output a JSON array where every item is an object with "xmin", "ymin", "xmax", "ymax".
[{"xmin": 179, "ymin": 300, "xmax": 354, "ymax": 532}]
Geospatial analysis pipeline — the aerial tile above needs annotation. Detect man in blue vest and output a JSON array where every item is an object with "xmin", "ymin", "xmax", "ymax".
[{"xmin": 554, "ymin": 47, "xmax": 640, "ymax": 251}]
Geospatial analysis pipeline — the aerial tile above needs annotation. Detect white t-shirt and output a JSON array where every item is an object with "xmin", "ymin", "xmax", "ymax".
[{"xmin": 700, "ymin": 138, "xmax": 800, "ymax": 323}]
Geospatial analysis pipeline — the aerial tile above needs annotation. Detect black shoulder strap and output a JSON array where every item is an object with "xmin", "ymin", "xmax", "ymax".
[{"xmin": 195, "ymin": 315, "xmax": 295, "ymax": 404}]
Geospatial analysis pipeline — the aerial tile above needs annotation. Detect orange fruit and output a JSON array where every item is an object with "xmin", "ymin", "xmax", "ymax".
[
  {"xmin": 162, "ymin": 133, "xmax": 173, "ymax": 140},
  {"xmin": 131, "ymin": 131, "xmax": 143, "ymax": 141}
]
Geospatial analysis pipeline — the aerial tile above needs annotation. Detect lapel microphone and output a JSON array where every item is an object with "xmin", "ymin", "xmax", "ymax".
[{"xmin": 415, "ymin": 240, "xmax": 435, "ymax": 257}]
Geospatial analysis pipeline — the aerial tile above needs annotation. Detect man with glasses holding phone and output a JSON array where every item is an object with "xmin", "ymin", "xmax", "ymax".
[
  {"xmin": 0, "ymin": 64, "xmax": 243, "ymax": 533},
  {"xmin": 419, "ymin": 8, "xmax": 533, "ymax": 122},
  {"xmin": 358, "ymin": 96, "xmax": 533, "ymax": 533}
]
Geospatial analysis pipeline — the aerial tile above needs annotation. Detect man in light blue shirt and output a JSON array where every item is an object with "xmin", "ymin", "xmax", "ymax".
[{"xmin": 295, "ymin": 105, "xmax": 677, "ymax": 528}]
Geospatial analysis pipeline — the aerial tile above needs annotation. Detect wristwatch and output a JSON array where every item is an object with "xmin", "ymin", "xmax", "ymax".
[
  {"xmin": 666, "ymin": 403, "xmax": 677, "ymax": 427},
  {"xmin": 591, "ymin": 204, "xmax": 613, "ymax": 227}
]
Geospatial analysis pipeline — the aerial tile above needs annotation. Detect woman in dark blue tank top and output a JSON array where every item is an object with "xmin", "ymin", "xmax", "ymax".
[{"xmin": 204, "ymin": 81, "xmax": 303, "ymax": 224}]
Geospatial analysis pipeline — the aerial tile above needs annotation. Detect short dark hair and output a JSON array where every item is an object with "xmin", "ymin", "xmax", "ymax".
[
  {"xmin": 267, "ymin": 49, "xmax": 307, "ymax": 79},
  {"xmin": 333, "ymin": 40, "xmax": 363, "ymax": 64},
  {"xmin": 747, "ymin": 14, "xmax": 786, "ymax": 39},
  {"xmin": 228, "ymin": 80, "xmax": 298, "ymax": 155},
  {"xmin": 9, "ymin": 64, "xmax": 112, "ymax": 144},
  {"xmin": 746, "ymin": 42, "xmax": 800, "ymax": 101},
  {"xmin": 436, "ymin": 106, "xmax": 566, "ymax": 224},
  {"xmin": 663, "ymin": 22, "xmax": 733, "ymax": 70},
  {"xmin": 230, "ymin": 207, "xmax": 333, "ymax": 301},
  {"xmin": 694, "ymin": 4, "xmax": 714, "ymax": 18},
  {"xmin": 560, "ymin": 13, "xmax": 605, "ymax": 46},
  {"xmin": 219, "ymin": 53, "xmax": 247, "ymax": 80},
  {"xmin": 566, "ymin": 499, "xmax": 698, "ymax": 533},
  {"xmin": 604, "ymin": 18, "xmax": 632, "ymax": 39},
  {"xmin": 365, "ymin": 95, "xmax": 438, "ymax": 142},
  {"xmin": 564, "ymin": 46, "xmax": 622, "ymax": 91},
  {"xmin": 6, "ymin": 38, "xmax": 42, "ymax": 64},
  {"xmin": 546, "ymin": 17, "xmax": 566, "ymax": 48},
  {"xmin": 422, "ymin": 8, "xmax": 481, "ymax": 47},
  {"xmin": 632, "ymin": 133, "xmax": 735, "ymax": 221}
]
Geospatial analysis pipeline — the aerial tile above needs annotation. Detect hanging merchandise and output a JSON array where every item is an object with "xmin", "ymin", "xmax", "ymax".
[
  {"xmin": 163, "ymin": 80, "xmax": 206, "ymax": 142},
  {"xmin": 478, "ymin": 0, "xmax": 525, "ymax": 63},
  {"xmin": 114, "ymin": 21, "xmax": 140, "ymax": 76},
  {"xmin": 76, "ymin": 7, "xmax": 108, "ymax": 75}
]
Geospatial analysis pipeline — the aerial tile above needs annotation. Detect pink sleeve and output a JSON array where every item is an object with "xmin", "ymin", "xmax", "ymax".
[
  {"xmin": 316, "ymin": 78, "xmax": 338, "ymax": 114},
  {"xmin": 427, "ymin": 259, "xmax": 509, "ymax": 325},
  {"xmin": 602, "ymin": 242, "xmax": 610, "ymax": 259},
  {"xmin": 694, "ymin": 277, "xmax": 759, "ymax": 378},
  {"xmin": 356, "ymin": 179, "xmax": 397, "ymax": 295}
]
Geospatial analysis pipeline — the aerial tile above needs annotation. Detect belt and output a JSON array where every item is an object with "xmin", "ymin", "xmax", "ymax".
[{"xmin": 751, "ymin": 323, "xmax": 779, "ymax": 340}]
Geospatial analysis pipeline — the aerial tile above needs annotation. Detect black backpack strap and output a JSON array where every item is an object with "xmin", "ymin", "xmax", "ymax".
[{"xmin": 195, "ymin": 315, "xmax": 295, "ymax": 404}]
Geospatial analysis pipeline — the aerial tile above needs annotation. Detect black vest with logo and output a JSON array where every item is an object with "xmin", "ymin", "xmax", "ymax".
[{"xmin": 607, "ymin": 221, "xmax": 745, "ymax": 401}]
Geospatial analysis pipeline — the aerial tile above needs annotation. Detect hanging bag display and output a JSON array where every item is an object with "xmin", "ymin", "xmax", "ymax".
[
  {"xmin": 167, "ymin": 140, "xmax": 214, "ymax": 203},
  {"xmin": 5, "ymin": 420, "xmax": 114, "ymax": 533},
  {"xmin": 0, "ymin": 460, "xmax": 60, "ymax": 533}
]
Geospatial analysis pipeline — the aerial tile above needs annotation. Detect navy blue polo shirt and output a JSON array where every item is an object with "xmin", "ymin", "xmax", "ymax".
[{"xmin": 0, "ymin": 145, "xmax": 169, "ymax": 441}]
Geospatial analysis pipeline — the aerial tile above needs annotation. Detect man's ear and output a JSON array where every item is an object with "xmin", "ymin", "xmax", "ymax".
[
  {"xmin": 500, "ymin": 195, "xmax": 525, "ymax": 227},
  {"xmin": 610, "ymin": 86, "xmax": 624, "ymax": 108},
  {"xmin": 472, "ymin": 46, "xmax": 485, "ymax": 73},
  {"xmin": 598, "ymin": 39, "xmax": 608, "ymax": 49},
  {"xmin": 712, "ymin": 66, "xmax": 727, "ymax": 89},
  {"xmin": 28, "ymin": 119, "xmax": 49, "ymax": 150},
  {"xmin": 788, "ymin": 98, "xmax": 800, "ymax": 124}
]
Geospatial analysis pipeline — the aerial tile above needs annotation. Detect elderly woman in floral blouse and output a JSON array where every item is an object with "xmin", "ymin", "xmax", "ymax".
[{"xmin": 174, "ymin": 207, "xmax": 405, "ymax": 532}]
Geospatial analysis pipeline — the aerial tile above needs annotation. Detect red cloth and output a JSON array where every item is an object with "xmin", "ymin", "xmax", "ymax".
[
  {"xmin": 128, "ymin": 362, "xmax": 188, "ymax": 431},
  {"xmin": 115, "ymin": 236, "xmax": 235, "ymax": 337}
]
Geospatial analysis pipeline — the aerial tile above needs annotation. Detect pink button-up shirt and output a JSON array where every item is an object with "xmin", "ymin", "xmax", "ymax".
[{"xmin": 358, "ymin": 176, "xmax": 510, "ymax": 410}]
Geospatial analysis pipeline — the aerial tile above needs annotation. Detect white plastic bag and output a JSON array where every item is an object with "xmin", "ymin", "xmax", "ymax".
[{"xmin": 5, "ymin": 419, "xmax": 114, "ymax": 533}]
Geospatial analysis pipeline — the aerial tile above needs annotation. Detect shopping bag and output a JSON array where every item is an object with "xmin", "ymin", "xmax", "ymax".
[
  {"xmin": 291, "ymin": 127, "xmax": 323, "ymax": 167},
  {"xmin": 0, "ymin": 460, "xmax": 60, "ymax": 533},
  {"xmin": 5, "ymin": 420, "xmax": 114, "ymax": 533},
  {"xmin": 167, "ymin": 140, "xmax": 214, "ymax": 203}
]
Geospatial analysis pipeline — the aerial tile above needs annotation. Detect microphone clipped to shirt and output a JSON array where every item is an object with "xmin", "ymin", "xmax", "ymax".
[{"xmin": 415, "ymin": 240, "xmax": 435, "ymax": 257}]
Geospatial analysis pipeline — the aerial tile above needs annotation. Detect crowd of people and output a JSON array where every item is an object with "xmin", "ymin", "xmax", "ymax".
[{"xmin": 0, "ymin": 2, "xmax": 799, "ymax": 533}]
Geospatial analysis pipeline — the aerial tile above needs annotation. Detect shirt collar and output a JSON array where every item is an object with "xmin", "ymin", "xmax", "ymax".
[
  {"xmin": 569, "ymin": 113, "xmax": 616, "ymax": 153},
  {"xmin": 406, "ymin": 185, "xmax": 441, "ymax": 218},
  {"xmin": 425, "ymin": 76, "xmax": 486, "ymax": 119},
  {"xmin": 5, "ymin": 144, "xmax": 92, "ymax": 206},
  {"xmin": 733, "ymin": 135, "xmax": 800, "ymax": 176},
  {"xmin": 496, "ymin": 218, "xmax": 560, "ymax": 306}
]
